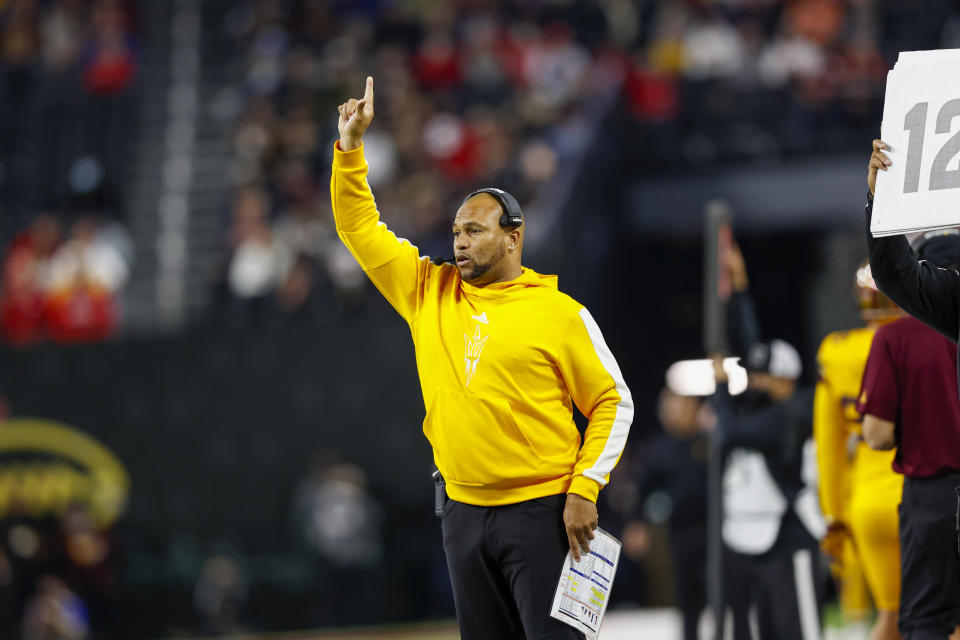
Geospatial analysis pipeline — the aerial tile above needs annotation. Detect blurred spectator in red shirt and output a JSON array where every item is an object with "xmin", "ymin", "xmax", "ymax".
[
  {"xmin": 44, "ymin": 217, "xmax": 127, "ymax": 343},
  {"xmin": 412, "ymin": 28, "xmax": 461, "ymax": 91},
  {"xmin": 0, "ymin": 215, "xmax": 61, "ymax": 347},
  {"xmin": 624, "ymin": 61, "xmax": 681, "ymax": 123},
  {"xmin": 786, "ymin": 0, "xmax": 846, "ymax": 48},
  {"xmin": 422, "ymin": 112, "xmax": 483, "ymax": 182},
  {"xmin": 82, "ymin": 0, "xmax": 137, "ymax": 95}
]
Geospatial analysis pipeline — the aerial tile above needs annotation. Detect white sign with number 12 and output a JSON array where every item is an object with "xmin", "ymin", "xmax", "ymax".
[{"xmin": 873, "ymin": 56, "xmax": 960, "ymax": 236}]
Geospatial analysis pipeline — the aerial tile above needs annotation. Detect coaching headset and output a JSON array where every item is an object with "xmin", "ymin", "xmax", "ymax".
[{"xmin": 461, "ymin": 187, "xmax": 524, "ymax": 228}]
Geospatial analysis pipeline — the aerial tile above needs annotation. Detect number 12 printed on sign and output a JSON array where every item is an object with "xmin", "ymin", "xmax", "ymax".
[
  {"xmin": 873, "ymin": 50, "xmax": 960, "ymax": 236},
  {"xmin": 902, "ymin": 99, "xmax": 960, "ymax": 193}
]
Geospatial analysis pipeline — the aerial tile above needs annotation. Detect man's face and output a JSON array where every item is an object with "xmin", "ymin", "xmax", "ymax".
[
  {"xmin": 746, "ymin": 372, "xmax": 771, "ymax": 393},
  {"xmin": 746, "ymin": 372, "xmax": 795, "ymax": 401},
  {"xmin": 658, "ymin": 390, "xmax": 701, "ymax": 439},
  {"xmin": 453, "ymin": 194, "xmax": 510, "ymax": 284}
]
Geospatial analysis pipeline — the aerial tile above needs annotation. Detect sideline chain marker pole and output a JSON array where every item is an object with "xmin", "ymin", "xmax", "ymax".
[{"xmin": 704, "ymin": 200, "xmax": 732, "ymax": 640}]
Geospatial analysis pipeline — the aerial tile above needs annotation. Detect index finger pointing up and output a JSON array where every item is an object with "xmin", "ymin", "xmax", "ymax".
[{"xmin": 364, "ymin": 76, "xmax": 374, "ymax": 103}]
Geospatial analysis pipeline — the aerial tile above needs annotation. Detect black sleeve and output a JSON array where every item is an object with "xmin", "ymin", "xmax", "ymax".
[
  {"xmin": 866, "ymin": 193, "xmax": 960, "ymax": 342},
  {"xmin": 727, "ymin": 290, "xmax": 763, "ymax": 355},
  {"xmin": 712, "ymin": 382, "xmax": 783, "ymax": 452},
  {"xmin": 634, "ymin": 440, "xmax": 667, "ymax": 498},
  {"xmin": 778, "ymin": 391, "xmax": 813, "ymax": 471}
]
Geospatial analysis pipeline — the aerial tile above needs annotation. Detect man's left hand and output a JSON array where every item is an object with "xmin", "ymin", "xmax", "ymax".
[
  {"xmin": 820, "ymin": 520, "xmax": 850, "ymax": 565},
  {"xmin": 711, "ymin": 354, "xmax": 728, "ymax": 384},
  {"xmin": 724, "ymin": 242, "xmax": 749, "ymax": 292},
  {"xmin": 563, "ymin": 493, "xmax": 598, "ymax": 562}
]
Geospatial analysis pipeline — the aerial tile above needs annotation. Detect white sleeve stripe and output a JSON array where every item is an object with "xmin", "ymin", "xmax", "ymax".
[{"xmin": 578, "ymin": 308, "xmax": 634, "ymax": 486}]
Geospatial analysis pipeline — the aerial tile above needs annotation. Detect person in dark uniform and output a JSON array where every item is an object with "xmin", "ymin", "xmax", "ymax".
[
  {"xmin": 862, "ymin": 141, "xmax": 960, "ymax": 640},
  {"xmin": 623, "ymin": 388, "xmax": 710, "ymax": 640},
  {"xmin": 713, "ymin": 243, "xmax": 825, "ymax": 640}
]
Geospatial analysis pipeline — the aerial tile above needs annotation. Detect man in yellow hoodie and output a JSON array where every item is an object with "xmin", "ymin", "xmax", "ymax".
[{"xmin": 332, "ymin": 77, "xmax": 633, "ymax": 639}]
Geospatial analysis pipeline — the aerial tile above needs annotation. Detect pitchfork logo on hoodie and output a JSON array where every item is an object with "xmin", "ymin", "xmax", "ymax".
[{"xmin": 464, "ymin": 325, "xmax": 489, "ymax": 387}]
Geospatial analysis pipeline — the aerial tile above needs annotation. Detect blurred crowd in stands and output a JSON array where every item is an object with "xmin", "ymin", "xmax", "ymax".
[
  {"xmin": 210, "ymin": 0, "xmax": 952, "ymax": 322},
  {"xmin": 1, "ymin": 0, "xmax": 955, "ymax": 338},
  {"xmin": 1, "ymin": 212, "xmax": 131, "ymax": 347},
  {"xmin": 211, "ymin": 0, "xmax": 623, "ymax": 321},
  {"xmin": 0, "ymin": 0, "xmax": 139, "ymax": 96},
  {"xmin": 0, "ymin": 498, "xmax": 117, "ymax": 640},
  {"xmin": 2, "ymin": 0, "xmax": 957, "ymax": 339},
  {"xmin": 0, "ymin": 165, "xmax": 132, "ymax": 347},
  {"xmin": 0, "ymin": 0, "xmax": 138, "ymax": 346},
  {"xmin": 619, "ymin": 0, "xmax": 953, "ymax": 169}
]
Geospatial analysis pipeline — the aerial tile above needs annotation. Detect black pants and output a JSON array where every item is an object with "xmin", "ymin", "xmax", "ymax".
[
  {"xmin": 670, "ymin": 526, "xmax": 707, "ymax": 640},
  {"xmin": 723, "ymin": 512, "xmax": 824, "ymax": 640},
  {"xmin": 441, "ymin": 494, "xmax": 585, "ymax": 640},
  {"xmin": 899, "ymin": 473, "xmax": 960, "ymax": 639}
]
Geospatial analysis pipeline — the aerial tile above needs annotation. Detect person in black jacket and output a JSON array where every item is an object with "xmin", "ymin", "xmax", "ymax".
[
  {"xmin": 866, "ymin": 140, "xmax": 960, "ymax": 349},
  {"xmin": 865, "ymin": 140, "xmax": 960, "ymax": 640},
  {"xmin": 622, "ymin": 388, "xmax": 710, "ymax": 640},
  {"xmin": 711, "ymin": 244, "xmax": 826, "ymax": 640}
]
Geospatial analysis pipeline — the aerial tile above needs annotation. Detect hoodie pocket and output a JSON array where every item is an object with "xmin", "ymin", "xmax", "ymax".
[{"xmin": 423, "ymin": 388, "xmax": 544, "ymax": 488}]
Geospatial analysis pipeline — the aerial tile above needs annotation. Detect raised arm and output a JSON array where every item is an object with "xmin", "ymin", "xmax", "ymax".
[
  {"xmin": 724, "ymin": 242, "xmax": 763, "ymax": 355},
  {"xmin": 813, "ymin": 352, "xmax": 857, "ymax": 563},
  {"xmin": 856, "ymin": 326, "xmax": 900, "ymax": 451},
  {"xmin": 866, "ymin": 140, "xmax": 960, "ymax": 342},
  {"xmin": 332, "ymin": 77, "xmax": 437, "ymax": 323},
  {"xmin": 812, "ymin": 347, "xmax": 851, "ymax": 526}
]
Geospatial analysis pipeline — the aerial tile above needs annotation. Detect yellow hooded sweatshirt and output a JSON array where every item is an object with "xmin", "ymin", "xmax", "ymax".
[{"xmin": 331, "ymin": 143, "xmax": 633, "ymax": 505}]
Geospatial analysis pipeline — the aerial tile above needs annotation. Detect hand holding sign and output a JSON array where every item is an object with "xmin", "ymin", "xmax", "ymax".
[
  {"xmin": 869, "ymin": 139, "xmax": 891, "ymax": 196},
  {"xmin": 873, "ymin": 50, "xmax": 960, "ymax": 236}
]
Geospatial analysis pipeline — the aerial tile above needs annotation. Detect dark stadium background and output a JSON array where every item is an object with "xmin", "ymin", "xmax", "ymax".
[{"xmin": 0, "ymin": 0, "xmax": 952, "ymax": 637}]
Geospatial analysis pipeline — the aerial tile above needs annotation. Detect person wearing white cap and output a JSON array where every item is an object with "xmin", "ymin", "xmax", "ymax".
[{"xmin": 711, "ymin": 243, "xmax": 826, "ymax": 640}]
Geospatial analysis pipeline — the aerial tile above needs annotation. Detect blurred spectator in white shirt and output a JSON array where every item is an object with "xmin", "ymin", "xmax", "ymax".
[
  {"xmin": 40, "ymin": 0, "xmax": 86, "ymax": 71},
  {"xmin": 226, "ymin": 187, "xmax": 284, "ymax": 300},
  {"xmin": 45, "ymin": 217, "xmax": 127, "ymax": 343}
]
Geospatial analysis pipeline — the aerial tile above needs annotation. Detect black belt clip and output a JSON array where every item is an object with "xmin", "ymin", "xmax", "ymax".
[{"xmin": 433, "ymin": 469, "xmax": 446, "ymax": 517}]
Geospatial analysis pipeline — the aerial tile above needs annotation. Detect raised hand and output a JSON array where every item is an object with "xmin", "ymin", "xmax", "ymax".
[
  {"xmin": 712, "ymin": 354, "xmax": 728, "ymax": 384},
  {"xmin": 724, "ymin": 241, "xmax": 748, "ymax": 292},
  {"xmin": 868, "ymin": 139, "xmax": 891, "ymax": 196},
  {"xmin": 338, "ymin": 76, "xmax": 375, "ymax": 152}
]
